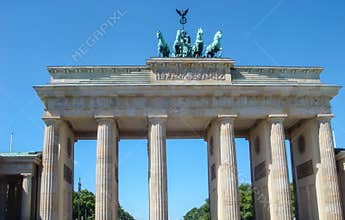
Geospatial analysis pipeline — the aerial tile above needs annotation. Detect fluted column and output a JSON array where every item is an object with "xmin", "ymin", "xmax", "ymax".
[
  {"xmin": 267, "ymin": 114, "xmax": 291, "ymax": 220},
  {"xmin": 39, "ymin": 117, "xmax": 60, "ymax": 220},
  {"xmin": 148, "ymin": 115, "xmax": 168, "ymax": 220},
  {"xmin": 0, "ymin": 179, "xmax": 6, "ymax": 220},
  {"xmin": 21, "ymin": 173, "xmax": 32, "ymax": 220},
  {"xmin": 216, "ymin": 115, "xmax": 240, "ymax": 220},
  {"xmin": 8, "ymin": 181, "xmax": 16, "ymax": 219},
  {"xmin": 95, "ymin": 116, "xmax": 118, "ymax": 220},
  {"xmin": 317, "ymin": 114, "xmax": 343, "ymax": 220}
]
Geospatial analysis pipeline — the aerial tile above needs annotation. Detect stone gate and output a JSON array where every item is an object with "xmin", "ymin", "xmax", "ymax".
[{"xmin": 34, "ymin": 58, "xmax": 343, "ymax": 220}]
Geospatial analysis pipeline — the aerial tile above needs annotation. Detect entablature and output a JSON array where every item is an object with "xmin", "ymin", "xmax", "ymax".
[{"xmin": 46, "ymin": 58, "xmax": 326, "ymax": 85}]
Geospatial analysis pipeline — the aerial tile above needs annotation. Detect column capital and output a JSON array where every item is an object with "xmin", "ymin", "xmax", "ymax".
[
  {"xmin": 217, "ymin": 114, "xmax": 238, "ymax": 123},
  {"xmin": 42, "ymin": 116, "xmax": 61, "ymax": 126},
  {"xmin": 95, "ymin": 115, "xmax": 117, "ymax": 124},
  {"xmin": 148, "ymin": 115, "xmax": 168, "ymax": 124},
  {"xmin": 316, "ymin": 113, "xmax": 334, "ymax": 122},
  {"xmin": 267, "ymin": 114, "xmax": 288, "ymax": 123},
  {"xmin": 21, "ymin": 173, "xmax": 32, "ymax": 178}
]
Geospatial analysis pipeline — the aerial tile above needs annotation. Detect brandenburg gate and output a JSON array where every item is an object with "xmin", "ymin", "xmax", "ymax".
[{"xmin": 34, "ymin": 57, "xmax": 343, "ymax": 220}]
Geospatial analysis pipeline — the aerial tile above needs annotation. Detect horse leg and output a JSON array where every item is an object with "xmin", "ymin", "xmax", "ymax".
[
  {"xmin": 158, "ymin": 47, "xmax": 161, "ymax": 57},
  {"xmin": 218, "ymin": 48, "xmax": 223, "ymax": 58}
]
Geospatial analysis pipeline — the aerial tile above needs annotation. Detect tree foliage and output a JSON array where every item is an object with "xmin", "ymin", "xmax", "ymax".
[
  {"xmin": 183, "ymin": 183, "xmax": 295, "ymax": 220},
  {"xmin": 73, "ymin": 190, "xmax": 95, "ymax": 220},
  {"xmin": 183, "ymin": 199, "xmax": 210, "ymax": 220},
  {"xmin": 72, "ymin": 189, "xmax": 135, "ymax": 220},
  {"xmin": 239, "ymin": 183, "xmax": 254, "ymax": 220},
  {"xmin": 118, "ymin": 206, "xmax": 135, "ymax": 220}
]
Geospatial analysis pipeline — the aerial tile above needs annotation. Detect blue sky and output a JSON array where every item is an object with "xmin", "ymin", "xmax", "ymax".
[{"xmin": 1, "ymin": 1, "xmax": 345, "ymax": 219}]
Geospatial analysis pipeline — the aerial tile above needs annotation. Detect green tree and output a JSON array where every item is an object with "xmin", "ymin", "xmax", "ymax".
[
  {"xmin": 239, "ymin": 183, "xmax": 253, "ymax": 220},
  {"xmin": 72, "ymin": 189, "xmax": 135, "ymax": 220},
  {"xmin": 183, "ymin": 183, "xmax": 296, "ymax": 220},
  {"xmin": 183, "ymin": 199, "xmax": 210, "ymax": 220},
  {"xmin": 119, "ymin": 205, "xmax": 135, "ymax": 220},
  {"xmin": 73, "ymin": 190, "xmax": 95, "ymax": 220}
]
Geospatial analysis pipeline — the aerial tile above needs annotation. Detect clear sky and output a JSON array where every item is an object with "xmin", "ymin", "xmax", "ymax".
[{"xmin": 1, "ymin": 1, "xmax": 345, "ymax": 220}]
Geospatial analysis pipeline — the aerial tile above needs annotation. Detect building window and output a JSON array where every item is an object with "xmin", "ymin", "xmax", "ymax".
[
  {"xmin": 209, "ymin": 137, "xmax": 214, "ymax": 156},
  {"xmin": 298, "ymin": 135, "xmax": 306, "ymax": 154},
  {"xmin": 254, "ymin": 136, "xmax": 260, "ymax": 155},
  {"xmin": 64, "ymin": 164, "xmax": 73, "ymax": 184},
  {"xmin": 211, "ymin": 163, "xmax": 216, "ymax": 180},
  {"xmin": 67, "ymin": 138, "xmax": 72, "ymax": 158}
]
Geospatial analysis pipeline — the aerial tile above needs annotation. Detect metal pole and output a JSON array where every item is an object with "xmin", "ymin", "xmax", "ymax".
[
  {"xmin": 9, "ymin": 132, "xmax": 13, "ymax": 152},
  {"xmin": 78, "ymin": 178, "xmax": 81, "ymax": 220}
]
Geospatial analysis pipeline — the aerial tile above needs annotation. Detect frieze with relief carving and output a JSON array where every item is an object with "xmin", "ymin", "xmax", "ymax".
[{"xmin": 156, "ymin": 72, "xmax": 225, "ymax": 80}]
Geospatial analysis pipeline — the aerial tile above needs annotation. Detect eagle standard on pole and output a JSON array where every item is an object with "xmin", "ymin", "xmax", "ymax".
[{"xmin": 176, "ymin": 8, "xmax": 189, "ymax": 30}]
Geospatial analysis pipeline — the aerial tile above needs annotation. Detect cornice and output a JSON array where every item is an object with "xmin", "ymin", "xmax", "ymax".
[
  {"xmin": 235, "ymin": 66, "xmax": 323, "ymax": 74},
  {"xmin": 34, "ymin": 83, "xmax": 341, "ymax": 96},
  {"xmin": 47, "ymin": 64, "xmax": 323, "ymax": 75},
  {"xmin": 48, "ymin": 66, "xmax": 149, "ymax": 74}
]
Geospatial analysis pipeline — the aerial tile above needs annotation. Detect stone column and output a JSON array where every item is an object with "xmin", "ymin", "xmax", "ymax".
[
  {"xmin": 36, "ymin": 167, "xmax": 42, "ymax": 220},
  {"xmin": 0, "ymin": 179, "xmax": 6, "ymax": 220},
  {"xmin": 21, "ymin": 173, "xmax": 32, "ymax": 220},
  {"xmin": 95, "ymin": 117, "xmax": 118, "ymax": 220},
  {"xmin": 217, "ymin": 115, "xmax": 240, "ymax": 220},
  {"xmin": 7, "ymin": 181, "xmax": 16, "ymax": 219},
  {"xmin": 148, "ymin": 115, "xmax": 168, "ymax": 220},
  {"xmin": 267, "ymin": 115, "xmax": 291, "ymax": 220},
  {"xmin": 317, "ymin": 114, "xmax": 343, "ymax": 219},
  {"xmin": 39, "ymin": 117, "xmax": 60, "ymax": 220}
]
